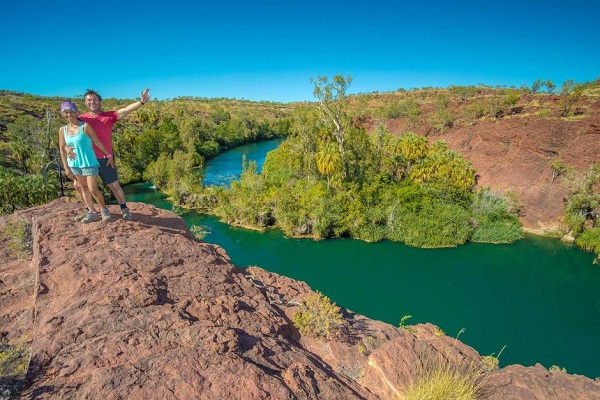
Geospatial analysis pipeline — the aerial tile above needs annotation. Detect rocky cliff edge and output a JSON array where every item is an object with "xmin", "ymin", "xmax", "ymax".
[{"xmin": 1, "ymin": 199, "xmax": 598, "ymax": 399}]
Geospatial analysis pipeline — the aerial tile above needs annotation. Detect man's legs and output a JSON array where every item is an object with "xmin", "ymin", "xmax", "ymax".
[
  {"xmin": 99, "ymin": 158, "xmax": 132, "ymax": 220},
  {"xmin": 107, "ymin": 180, "xmax": 126, "ymax": 204}
]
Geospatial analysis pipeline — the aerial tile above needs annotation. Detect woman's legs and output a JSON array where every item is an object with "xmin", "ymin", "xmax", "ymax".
[
  {"xmin": 87, "ymin": 175, "xmax": 107, "ymax": 210},
  {"xmin": 75, "ymin": 175, "xmax": 96, "ymax": 212},
  {"xmin": 75, "ymin": 177, "xmax": 107, "ymax": 209}
]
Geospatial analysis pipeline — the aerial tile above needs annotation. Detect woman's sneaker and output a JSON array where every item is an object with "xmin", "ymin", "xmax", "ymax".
[
  {"xmin": 121, "ymin": 208, "xmax": 133, "ymax": 220},
  {"xmin": 81, "ymin": 211, "xmax": 100, "ymax": 223},
  {"xmin": 101, "ymin": 208, "xmax": 111, "ymax": 221},
  {"xmin": 74, "ymin": 210, "xmax": 89, "ymax": 221}
]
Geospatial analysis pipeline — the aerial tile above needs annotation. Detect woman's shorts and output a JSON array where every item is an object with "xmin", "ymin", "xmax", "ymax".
[{"xmin": 71, "ymin": 166, "xmax": 99, "ymax": 176}]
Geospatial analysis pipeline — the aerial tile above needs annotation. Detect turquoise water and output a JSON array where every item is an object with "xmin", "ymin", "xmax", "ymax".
[
  {"xmin": 202, "ymin": 139, "xmax": 283, "ymax": 186},
  {"xmin": 124, "ymin": 141, "xmax": 600, "ymax": 378}
]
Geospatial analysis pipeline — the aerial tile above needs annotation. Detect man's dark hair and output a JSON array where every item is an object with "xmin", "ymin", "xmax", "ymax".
[{"xmin": 84, "ymin": 89, "xmax": 102, "ymax": 102}]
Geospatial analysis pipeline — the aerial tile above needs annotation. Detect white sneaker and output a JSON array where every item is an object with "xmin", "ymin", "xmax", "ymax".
[
  {"xmin": 81, "ymin": 211, "xmax": 100, "ymax": 223},
  {"xmin": 74, "ymin": 210, "xmax": 88, "ymax": 221},
  {"xmin": 121, "ymin": 208, "xmax": 133, "ymax": 220}
]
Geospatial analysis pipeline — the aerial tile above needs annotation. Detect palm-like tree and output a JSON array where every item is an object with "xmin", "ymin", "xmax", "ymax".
[{"xmin": 316, "ymin": 141, "xmax": 341, "ymax": 189}]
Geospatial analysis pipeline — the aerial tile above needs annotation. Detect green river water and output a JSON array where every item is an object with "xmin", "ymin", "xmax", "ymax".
[{"xmin": 124, "ymin": 140, "xmax": 600, "ymax": 378}]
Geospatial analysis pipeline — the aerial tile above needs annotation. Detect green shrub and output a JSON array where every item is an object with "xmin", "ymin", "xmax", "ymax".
[
  {"xmin": 461, "ymin": 102, "xmax": 487, "ymax": 121},
  {"xmin": 480, "ymin": 355, "xmax": 500, "ymax": 372},
  {"xmin": 537, "ymin": 108, "xmax": 551, "ymax": 118},
  {"xmin": 292, "ymin": 291, "xmax": 344, "ymax": 340},
  {"xmin": 575, "ymin": 227, "xmax": 600, "ymax": 261},
  {"xmin": 549, "ymin": 365, "xmax": 567, "ymax": 373},
  {"xmin": 387, "ymin": 99, "xmax": 421, "ymax": 124},
  {"xmin": 189, "ymin": 224, "xmax": 210, "ymax": 240},
  {"xmin": 0, "ymin": 343, "xmax": 29, "ymax": 398},
  {"xmin": 0, "ymin": 168, "xmax": 58, "ymax": 215},
  {"xmin": 399, "ymin": 315, "xmax": 416, "ymax": 333},
  {"xmin": 394, "ymin": 203, "xmax": 473, "ymax": 248},
  {"xmin": 0, "ymin": 217, "xmax": 32, "ymax": 259},
  {"xmin": 0, "ymin": 344, "xmax": 28, "ymax": 378},
  {"xmin": 470, "ymin": 220, "xmax": 522, "ymax": 243},
  {"xmin": 470, "ymin": 189, "xmax": 522, "ymax": 243}
]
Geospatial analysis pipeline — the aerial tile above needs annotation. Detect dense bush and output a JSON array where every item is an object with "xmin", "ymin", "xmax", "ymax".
[
  {"xmin": 0, "ymin": 216, "xmax": 33, "ymax": 259},
  {"xmin": 469, "ymin": 188, "xmax": 522, "ymax": 243},
  {"xmin": 292, "ymin": 291, "xmax": 344, "ymax": 340},
  {"xmin": 575, "ymin": 227, "xmax": 600, "ymax": 262},
  {"xmin": 0, "ymin": 167, "xmax": 58, "ymax": 214}
]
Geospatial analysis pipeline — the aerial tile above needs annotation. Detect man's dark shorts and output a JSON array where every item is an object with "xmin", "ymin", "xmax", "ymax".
[{"xmin": 98, "ymin": 158, "xmax": 119, "ymax": 185}]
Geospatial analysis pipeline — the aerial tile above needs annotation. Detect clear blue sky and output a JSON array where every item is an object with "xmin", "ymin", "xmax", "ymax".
[{"xmin": 2, "ymin": 0, "xmax": 598, "ymax": 103}]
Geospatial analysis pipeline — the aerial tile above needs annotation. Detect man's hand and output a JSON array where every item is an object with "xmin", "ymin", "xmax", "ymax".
[
  {"xmin": 107, "ymin": 156, "xmax": 116, "ymax": 168},
  {"xmin": 141, "ymin": 88, "xmax": 151, "ymax": 104}
]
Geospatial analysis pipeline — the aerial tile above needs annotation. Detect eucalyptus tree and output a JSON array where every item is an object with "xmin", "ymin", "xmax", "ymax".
[
  {"xmin": 311, "ymin": 75, "xmax": 352, "ymax": 173},
  {"xmin": 559, "ymin": 80, "xmax": 584, "ymax": 117}
]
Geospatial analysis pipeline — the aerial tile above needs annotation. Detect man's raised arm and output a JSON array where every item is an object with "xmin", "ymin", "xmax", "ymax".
[{"xmin": 117, "ymin": 88, "xmax": 151, "ymax": 120}]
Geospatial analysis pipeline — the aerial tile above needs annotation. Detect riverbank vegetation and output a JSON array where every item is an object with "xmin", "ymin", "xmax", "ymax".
[
  {"xmin": 186, "ymin": 76, "xmax": 522, "ymax": 247},
  {"xmin": 563, "ymin": 164, "xmax": 600, "ymax": 262},
  {"xmin": 1, "ymin": 78, "xmax": 598, "ymax": 252}
]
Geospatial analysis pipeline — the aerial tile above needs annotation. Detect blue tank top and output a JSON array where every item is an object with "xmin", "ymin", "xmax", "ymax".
[{"xmin": 63, "ymin": 122, "xmax": 99, "ymax": 168}]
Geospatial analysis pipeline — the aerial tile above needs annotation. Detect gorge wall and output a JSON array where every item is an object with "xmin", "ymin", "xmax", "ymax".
[{"xmin": 374, "ymin": 94, "xmax": 600, "ymax": 234}]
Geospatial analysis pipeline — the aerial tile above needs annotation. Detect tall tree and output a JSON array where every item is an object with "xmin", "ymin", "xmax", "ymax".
[{"xmin": 311, "ymin": 75, "xmax": 352, "ymax": 168}]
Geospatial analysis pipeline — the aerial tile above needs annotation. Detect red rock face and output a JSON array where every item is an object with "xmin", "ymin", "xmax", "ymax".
[
  {"xmin": 1, "ymin": 199, "xmax": 599, "ymax": 399},
  {"xmin": 369, "ymin": 95, "xmax": 600, "ymax": 234},
  {"xmin": 437, "ymin": 115, "xmax": 600, "ymax": 232}
]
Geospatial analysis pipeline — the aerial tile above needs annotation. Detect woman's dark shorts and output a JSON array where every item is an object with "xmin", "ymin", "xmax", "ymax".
[{"xmin": 98, "ymin": 158, "xmax": 119, "ymax": 185}]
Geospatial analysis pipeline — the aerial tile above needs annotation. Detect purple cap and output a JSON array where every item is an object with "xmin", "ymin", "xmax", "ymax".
[{"xmin": 60, "ymin": 100, "xmax": 78, "ymax": 114}]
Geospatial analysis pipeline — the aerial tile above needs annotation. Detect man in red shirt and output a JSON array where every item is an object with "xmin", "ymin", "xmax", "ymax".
[{"xmin": 74, "ymin": 88, "xmax": 151, "ymax": 220}]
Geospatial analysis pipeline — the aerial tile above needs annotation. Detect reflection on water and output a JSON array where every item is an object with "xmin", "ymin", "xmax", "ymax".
[{"xmin": 123, "ymin": 140, "xmax": 600, "ymax": 379}]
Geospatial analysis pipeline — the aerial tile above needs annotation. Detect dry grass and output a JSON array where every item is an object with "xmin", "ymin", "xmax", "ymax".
[
  {"xmin": 393, "ymin": 338, "xmax": 502, "ymax": 400},
  {"xmin": 402, "ymin": 361, "xmax": 484, "ymax": 400}
]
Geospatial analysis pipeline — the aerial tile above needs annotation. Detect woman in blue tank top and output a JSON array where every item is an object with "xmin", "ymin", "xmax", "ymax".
[{"xmin": 58, "ymin": 100, "xmax": 112, "ymax": 223}]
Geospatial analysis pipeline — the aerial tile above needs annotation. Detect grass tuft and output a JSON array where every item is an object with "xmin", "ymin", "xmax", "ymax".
[{"xmin": 403, "ymin": 361, "xmax": 483, "ymax": 400}]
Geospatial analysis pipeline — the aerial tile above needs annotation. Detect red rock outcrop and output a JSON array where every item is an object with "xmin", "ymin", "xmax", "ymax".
[
  {"xmin": 370, "ymin": 94, "xmax": 600, "ymax": 233},
  {"xmin": 1, "ymin": 199, "xmax": 599, "ymax": 399},
  {"xmin": 438, "ymin": 114, "xmax": 600, "ymax": 233}
]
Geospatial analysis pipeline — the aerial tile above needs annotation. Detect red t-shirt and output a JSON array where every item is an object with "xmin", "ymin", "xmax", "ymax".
[{"xmin": 78, "ymin": 111, "xmax": 119, "ymax": 158}]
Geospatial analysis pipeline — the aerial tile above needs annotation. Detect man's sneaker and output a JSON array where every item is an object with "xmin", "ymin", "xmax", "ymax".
[
  {"xmin": 121, "ymin": 208, "xmax": 133, "ymax": 220},
  {"xmin": 81, "ymin": 211, "xmax": 101, "ymax": 223},
  {"xmin": 74, "ymin": 210, "xmax": 88, "ymax": 222},
  {"xmin": 101, "ymin": 208, "xmax": 111, "ymax": 221}
]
